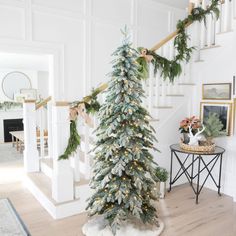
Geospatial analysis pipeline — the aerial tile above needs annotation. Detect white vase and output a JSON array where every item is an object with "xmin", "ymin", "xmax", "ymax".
[{"xmin": 157, "ymin": 182, "xmax": 166, "ymax": 199}]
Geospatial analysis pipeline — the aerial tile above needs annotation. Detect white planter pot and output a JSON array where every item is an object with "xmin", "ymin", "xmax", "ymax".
[{"xmin": 157, "ymin": 182, "xmax": 166, "ymax": 199}]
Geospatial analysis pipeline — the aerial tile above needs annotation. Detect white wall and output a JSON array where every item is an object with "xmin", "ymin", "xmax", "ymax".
[
  {"xmin": 37, "ymin": 71, "xmax": 49, "ymax": 99},
  {"xmin": 191, "ymin": 28, "xmax": 236, "ymax": 200},
  {"xmin": 0, "ymin": 0, "xmax": 185, "ymax": 101}
]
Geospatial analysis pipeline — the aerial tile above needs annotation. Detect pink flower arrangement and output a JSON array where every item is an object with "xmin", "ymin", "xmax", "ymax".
[{"xmin": 179, "ymin": 116, "xmax": 201, "ymax": 134}]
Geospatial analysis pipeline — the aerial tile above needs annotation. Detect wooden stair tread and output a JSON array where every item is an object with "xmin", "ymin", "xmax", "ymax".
[
  {"xmin": 166, "ymin": 94, "xmax": 184, "ymax": 97},
  {"xmin": 216, "ymin": 30, "xmax": 234, "ymax": 35},
  {"xmin": 194, "ymin": 59, "xmax": 204, "ymax": 63},
  {"xmin": 200, "ymin": 45, "xmax": 221, "ymax": 51},
  {"xmin": 178, "ymin": 83, "xmax": 196, "ymax": 86},
  {"xmin": 154, "ymin": 106, "xmax": 173, "ymax": 109},
  {"xmin": 148, "ymin": 118, "xmax": 160, "ymax": 122}
]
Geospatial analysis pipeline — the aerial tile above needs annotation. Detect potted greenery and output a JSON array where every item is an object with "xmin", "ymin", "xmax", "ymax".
[
  {"xmin": 155, "ymin": 167, "xmax": 169, "ymax": 199},
  {"xmin": 202, "ymin": 112, "xmax": 224, "ymax": 145}
]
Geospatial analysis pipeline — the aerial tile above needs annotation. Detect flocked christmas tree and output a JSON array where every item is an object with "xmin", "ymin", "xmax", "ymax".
[{"xmin": 86, "ymin": 29, "xmax": 159, "ymax": 234}]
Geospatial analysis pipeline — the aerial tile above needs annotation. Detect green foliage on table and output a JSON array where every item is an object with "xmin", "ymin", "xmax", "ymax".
[
  {"xmin": 86, "ymin": 30, "xmax": 159, "ymax": 235},
  {"xmin": 203, "ymin": 112, "xmax": 224, "ymax": 138},
  {"xmin": 155, "ymin": 167, "xmax": 168, "ymax": 182},
  {"xmin": 137, "ymin": 0, "xmax": 221, "ymax": 82}
]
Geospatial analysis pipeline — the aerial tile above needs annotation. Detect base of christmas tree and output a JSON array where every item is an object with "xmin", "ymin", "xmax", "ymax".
[{"xmin": 82, "ymin": 216, "xmax": 164, "ymax": 236}]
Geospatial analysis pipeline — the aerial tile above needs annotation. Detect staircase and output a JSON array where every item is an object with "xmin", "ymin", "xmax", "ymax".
[{"xmin": 22, "ymin": 0, "xmax": 236, "ymax": 219}]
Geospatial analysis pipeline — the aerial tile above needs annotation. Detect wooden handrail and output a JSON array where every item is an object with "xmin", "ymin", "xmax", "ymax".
[
  {"xmin": 150, "ymin": 21, "xmax": 192, "ymax": 52},
  {"xmin": 150, "ymin": 0, "xmax": 224, "ymax": 52},
  {"xmin": 36, "ymin": 96, "xmax": 52, "ymax": 110}
]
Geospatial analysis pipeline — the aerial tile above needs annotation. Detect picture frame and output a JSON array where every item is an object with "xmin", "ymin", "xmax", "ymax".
[
  {"xmin": 20, "ymin": 88, "xmax": 37, "ymax": 100},
  {"xmin": 200, "ymin": 102, "xmax": 232, "ymax": 136},
  {"xmin": 202, "ymin": 83, "xmax": 232, "ymax": 100}
]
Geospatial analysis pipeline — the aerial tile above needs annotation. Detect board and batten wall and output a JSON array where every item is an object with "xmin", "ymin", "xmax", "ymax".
[
  {"xmin": 191, "ymin": 29, "xmax": 236, "ymax": 201},
  {"xmin": 0, "ymin": 0, "xmax": 185, "ymax": 101}
]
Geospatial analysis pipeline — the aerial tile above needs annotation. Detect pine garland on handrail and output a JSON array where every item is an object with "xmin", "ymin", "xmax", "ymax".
[
  {"xmin": 137, "ymin": 0, "xmax": 221, "ymax": 82},
  {"xmin": 59, "ymin": 84, "xmax": 108, "ymax": 160}
]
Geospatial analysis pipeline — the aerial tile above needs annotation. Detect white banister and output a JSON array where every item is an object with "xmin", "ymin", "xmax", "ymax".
[
  {"xmin": 23, "ymin": 100, "xmax": 40, "ymax": 172},
  {"xmin": 148, "ymin": 63, "xmax": 154, "ymax": 114},
  {"xmin": 84, "ymin": 125, "xmax": 91, "ymax": 180},
  {"xmin": 39, "ymin": 108, "xmax": 45, "ymax": 159},
  {"xmin": 47, "ymin": 100, "xmax": 53, "ymax": 158},
  {"xmin": 234, "ymin": 0, "xmax": 236, "ymax": 18},
  {"xmin": 52, "ymin": 103, "xmax": 74, "ymax": 203}
]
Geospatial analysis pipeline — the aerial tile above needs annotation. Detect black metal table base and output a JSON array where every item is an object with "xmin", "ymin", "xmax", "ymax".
[{"xmin": 169, "ymin": 144, "xmax": 225, "ymax": 204}]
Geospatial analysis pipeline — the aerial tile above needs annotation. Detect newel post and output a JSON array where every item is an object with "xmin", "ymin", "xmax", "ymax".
[
  {"xmin": 23, "ymin": 100, "xmax": 40, "ymax": 172},
  {"xmin": 51, "ymin": 102, "xmax": 74, "ymax": 203}
]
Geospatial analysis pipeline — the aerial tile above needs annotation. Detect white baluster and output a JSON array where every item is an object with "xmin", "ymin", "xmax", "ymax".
[
  {"xmin": 155, "ymin": 71, "xmax": 160, "ymax": 115},
  {"xmin": 84, "ymin": 125, "xmax": 91, "ymax": 180},
  {"xmin": 47, "ymin": 100, "xmax": 53, "ymax": 158},
  {"xmin": 221, "ymin": 0, "xmax": 226, "ymax": 32},
  {"xmin": 200, "ymin": 0, "xmax": 207, "ymax": 48},
  {"xmin": 52, "ymin": 103, "xmax": 74, "ymax": 203},
  {"xmin": 148, "ymin": 63, "xmax": 154, "ymax": 115},
  {"xmin": 227, "ymin": 0, "xmax": 233, "ymax": 31},
  {"xmin": 73, "ymin": 120, "xmax": 81, "ymax": 182},
  {"xmin": 23, "ymin": 100, "xmax": 40, "ymax": 172},
  {"xmin": 234, "ymin": 0, "xmax": 236, "ymax": 18},
  {"xmin": 39, "ymin": 108, "xmax": 45, "ymax": 159}
]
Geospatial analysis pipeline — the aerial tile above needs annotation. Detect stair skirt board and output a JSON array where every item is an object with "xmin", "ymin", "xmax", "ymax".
[
  {"xmin": 41, "ymin": 160, "xmax": 53, "ymax": 179},
  {"xmin": 24, "ymin": 175, "xmax": 91, "ymax": 219}
]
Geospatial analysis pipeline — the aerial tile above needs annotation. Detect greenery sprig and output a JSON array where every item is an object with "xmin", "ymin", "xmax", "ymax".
[{"xmin": 137, "ymin": 0, "xmax": 221, "ymax": 82}]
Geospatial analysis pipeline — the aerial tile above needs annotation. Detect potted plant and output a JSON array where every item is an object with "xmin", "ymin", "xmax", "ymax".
[
  {"xmin": 179, "ymin": 116, "xmax": 201, "ymax": 144},
  {"xmin": 155, "ymin": 167, "xmax": 169, "ymax": 199},
  {"xmin": 202, "ymin": 112, "xmax": 224, "ymax": 145}
]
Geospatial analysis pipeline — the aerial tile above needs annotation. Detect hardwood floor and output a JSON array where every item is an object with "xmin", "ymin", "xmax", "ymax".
[
  {"xmin": 158, "ymin": 185, "xmax": 236, "ymax": 236},
  {"xmin": 0, "ymin": 143, "xmax": 236, "ymax": 236}
]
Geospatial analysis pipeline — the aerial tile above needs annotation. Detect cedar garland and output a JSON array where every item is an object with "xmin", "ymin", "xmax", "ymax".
[{"xmin": 138, "ymin": 0, "xmax": 221, "ymax": 82}]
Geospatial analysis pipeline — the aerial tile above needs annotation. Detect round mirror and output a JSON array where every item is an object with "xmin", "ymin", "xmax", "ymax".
[{"xmin": 2, "ymin": 71, "xmax": 32, "ymax": 100}]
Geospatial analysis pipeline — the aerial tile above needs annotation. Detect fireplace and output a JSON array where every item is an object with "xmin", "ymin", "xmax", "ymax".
[{"xmin": 3, "ymin": 119, "xmax": 23, "ymax": 142}]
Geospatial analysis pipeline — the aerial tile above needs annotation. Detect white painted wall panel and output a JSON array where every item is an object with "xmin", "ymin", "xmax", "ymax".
[
  {"xmin": 91, "ymin": 0, "xmax": 132, "ymax": 24},
  {"xmin": 32, "ymin": 12, "xmax": 84, "ymax": 100},
  {"xmin": 0, "ymin": 6, "xmax": 24, "ymax": 39},
  {"xmin": 91, "ymin": 22, "xmax": 125, "ymax": 87},
  {"xmin": 32, "ymin": 0, "xmax": 84, "ymax": 13}
]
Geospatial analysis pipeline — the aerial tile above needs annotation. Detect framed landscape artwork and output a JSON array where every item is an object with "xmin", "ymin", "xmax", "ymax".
[
  {"xmin": 200, "ymin": 102, "xmax": 232, "ymax": 136},
  {"xmin": 202, "ymin": 83, "xmax": 232, "ymax": 100}
]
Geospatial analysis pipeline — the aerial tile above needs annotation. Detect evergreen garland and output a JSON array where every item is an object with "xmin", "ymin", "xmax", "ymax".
[
  {"xmin": 59, "ymin": 85, "xmax": 107, "ymax": 160},
  {"xmin": 138, "ymin": 0, "xmax": 221, "ymax": 82},
  {"xmin": 58, "ymin": 120, "xmax": 81, "ymax": 160}
]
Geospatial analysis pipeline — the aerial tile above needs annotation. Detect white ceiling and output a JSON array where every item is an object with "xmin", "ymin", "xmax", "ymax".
[
  {"xmin": 153, "ymin": 0, "xmax": 189, "ymax": 9},
  {"xmin": 0, "ymin": 52, "xmax": 49, "ymax": 71}
]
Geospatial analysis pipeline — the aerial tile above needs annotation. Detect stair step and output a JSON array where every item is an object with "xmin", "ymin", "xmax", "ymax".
[
  {"xmin": 149, "ymin": 118, "xmax": 160, "ymax": 122},
  {"xmin": 216, "ymin": 30, "xmax": 234, "ymax": 35},
  {"xmin": 27, "ymin": 172, "xmax": 89, "ymax": 204},
  {"xmin": 194, "ymin": 60, "xmax": 204, "ymax": 63},
  {"xmin": 26, "ymin": 172, "xmax": 92, "ymax": 219},
  {"xmin": 200, "ymin": 45, "xmax": 221, "ymax": 51},
  {"xmin": 178, "ymin": 83, "xmax": 196, "ymax": 86},
  {"xmin": 166, "ymin": 94, "xmax": 184, "ymax": 97},
  {"xmin": 154, "ymin": 106, "xmax": 173, "ymax": 109}
]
